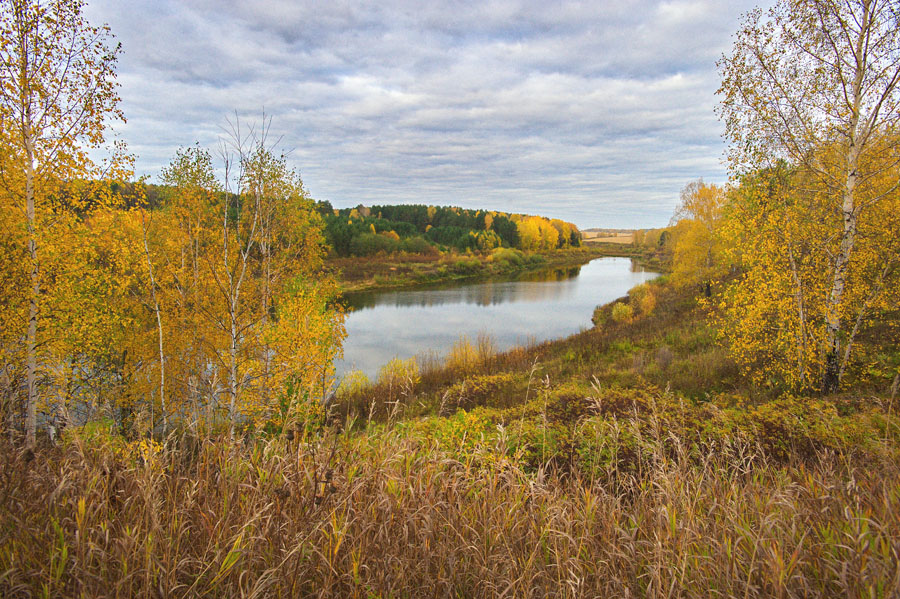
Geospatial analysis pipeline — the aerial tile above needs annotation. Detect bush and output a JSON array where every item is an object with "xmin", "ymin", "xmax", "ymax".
[
  {"xmin": 441, "ymin": 333, "xmax": 499, "ymax": 370},
  {"xmin": 591, "ymin": 305, "xmax": 607, "ymax": 327},
  {"xmin": 338, "ymin": 370, "xmax": 372, "ymax": 395},
  {"xmin": 630, "ymin": 283, "xmax": 657, "ymax": 317},
  {"xmin": 349, "ymin": 232, "xmax": 400, "ymax": 256},
  {"xmin": 377, "ymin": 357, "xmax": 420, "ymax": 388},
  {"xmin": 399, "ymin": 236, "xmax": 436, "ymax": 255},
  {"xmin": 611, "ymin": 302, "xmax": 633, "ymax": 323},
  {"xmin": 451, "ymin": 257, "xmax": 481, "ymax": 274},
  {"xmin": 491, "ymin": 247, "xmax": 525, "ymax": 267},
  {"xmin": 447, "ymin": 336, "xmax": 480, "ymax": 373}
]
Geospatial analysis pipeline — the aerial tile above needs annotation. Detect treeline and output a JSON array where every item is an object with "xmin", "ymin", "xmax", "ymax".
[
  {"xmin": 320, "ymin": 202, "xmax": 582, "ymax": 256},
  {"xmin": 622, "ymin": 1, "xmax": 900, "ymax": 398},
  {"xmin": 631, "ymin": 170, "xmax": 899, "ymax": 395},
  {"xmin": 0, "ymin": 1, "xmax": 347, "ymax": 446}
]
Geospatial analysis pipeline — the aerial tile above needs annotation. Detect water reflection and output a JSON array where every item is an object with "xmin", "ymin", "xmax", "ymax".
[
  {"xmin": 336, "ymin": 257, "xmax": 658, "ymax": 379},
  {"xmin": 344, "ymin": 266, "xmax": 584, "ymax": 310}
]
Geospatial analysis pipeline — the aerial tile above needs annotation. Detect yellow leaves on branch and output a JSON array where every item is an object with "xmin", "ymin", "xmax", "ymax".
[
  {"xmin": 670, "ymin": 180, "xmax": 727, "ymax": 288},
  {"xmin": 141, "ymin": 142, "xmax": 347, "ymax": 431},
  {"xmin": 713, "ymin": 162, "xmax": 900, "ymax": 391},
  {"xmin": 716, "ymin": 0, "xmax": 900, "ymax": 392}
]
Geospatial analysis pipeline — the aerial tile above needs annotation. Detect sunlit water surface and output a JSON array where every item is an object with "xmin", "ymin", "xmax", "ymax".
[{"xmin": 335, "ymin": 257, "xmax": 659, "ymax": 379}]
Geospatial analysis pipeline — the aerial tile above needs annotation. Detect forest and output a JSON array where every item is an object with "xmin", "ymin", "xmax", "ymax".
[
  {"xmin": 1, "ymin": 0, "xmax": 899, "ymax": 597},
  {"xmin": 321, "ymin": 202, "xmax": 582, "ymax": 256}
]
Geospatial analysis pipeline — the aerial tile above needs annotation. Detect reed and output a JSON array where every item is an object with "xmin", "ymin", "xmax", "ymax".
[{"xmin": 1, "ymin": 419, "xmax": 897, "ymax": 598}]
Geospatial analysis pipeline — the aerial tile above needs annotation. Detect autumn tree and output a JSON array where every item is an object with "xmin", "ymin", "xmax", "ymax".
[
  {"xmin": 156, "ymin": 127, "xmax": 345, "ymax": 435},
  {"xmin": 515, "ymin": 216, "xmax": 559, "ymax": 251},
  {"xmin": 46, "ymin": 201, "xmax": 146, "ymax": 430},
  {"xmin": 0, "ymin": 0, "xmax": 124, "ymax": 446},
  {"xmin": 718, "ymin": 0, "xmax": 900, "ymax": 392},
  {"xmin": 151, "ymin": 152, "xmax": 210, "ymax": 428},
  {"xmin": 670, "ymin": 180, "xmax": 727, "ymax": 292}
]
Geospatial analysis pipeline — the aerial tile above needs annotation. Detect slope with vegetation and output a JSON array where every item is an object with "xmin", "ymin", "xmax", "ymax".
[{"xmin": 2, "ymin": 0, "xmax": 900, "ymax": 597}]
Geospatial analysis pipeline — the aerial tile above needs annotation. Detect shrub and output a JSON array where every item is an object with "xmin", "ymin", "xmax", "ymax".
[
  {"xmin": 451, "ymin": 257, "xmax": 481, "ymax": 274},
  {"xmin": 591, "ymin": 305, "xmax": 607, "ymax": 327},
  {"xmin": 655, "ymin": 345, "xmax": 674, "ymax": 370},
  {"xmin": 338, "ymin": 369, "xmax": 372, "ymax": 395},
  {"xmin": 447, "ymin": 336, "xmax": 480, "ymax": 373},
  {"xmin": 491, "ymin": 247, "xmax": 525, "ymax": 268},
  {"xmin": 399, "ymin": 236, "xmax": 436, "ymax": 255},
  {"xmin": 630, "ymin": 283, "xmax": 657, "ymax": 316},
  {"xmin": 377, "ymin": 357, "xmax": 420, "ymax": 388},
  {"xmin": 611, "ymin": 302, "xmax": 633, "ymax": 323},
  {"xmin": 350, "ymin": 232, "xmax": 400, "ymax": 256}
]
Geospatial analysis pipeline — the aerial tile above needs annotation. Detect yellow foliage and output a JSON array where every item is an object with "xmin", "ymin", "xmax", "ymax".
[
  {"xmin": 716, "ymin": 161, "xmax": 900, "ymax": 391},
  {"xmin": 630, "ymin": 283, "xmax": 657, "ymax": 317},
  {"xmin": 447, "ymin": 337, "xmax": 479, "ymax": 373},
  {"xmin": 338, "ymin": 370, "xmax": 372, "ymax": 395},
  {"xmin": 611, "ymin": 303, "xmax": 633, "ymax": 323},
  {"xmin": 377, "ymin": 358, "xmax": 420, "ymax": 388},
  {"xmin": 516, "ymin": 216, "xmax": 559, "ymax": 251},
  {"xmin": 671, "ymin": 180, "xmax": 726, "ymax": 288}
]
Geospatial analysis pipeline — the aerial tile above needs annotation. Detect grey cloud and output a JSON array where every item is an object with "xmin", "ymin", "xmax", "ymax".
[{"xmin": 85, "ymin": 0, "xmax": 768, "ymax": 228}]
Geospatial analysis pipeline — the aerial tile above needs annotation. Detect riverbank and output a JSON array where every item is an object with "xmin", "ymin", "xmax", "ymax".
[
  {"xmin": 335, "ymin": 257, "xmax": 659, "ymax": 380},
  {"xmin": 7, "ymin": 275, "xmax": 897, "ymax": 597},
  {"xmin": 335, "ymin": 273, "xmax": 897, "ymax": 454},
  {"xmin": 334, "ymin": 275, "xmax": 733, "ymax": 418},
  {"xmin": 330, "ymin": 245, "xmax": 654, "ymax": 294}
]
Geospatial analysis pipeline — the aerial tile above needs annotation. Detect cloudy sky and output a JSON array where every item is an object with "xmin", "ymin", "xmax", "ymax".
[{"xmin": 84, "ymin": 0, "xmax": 767, "ymax": 228}]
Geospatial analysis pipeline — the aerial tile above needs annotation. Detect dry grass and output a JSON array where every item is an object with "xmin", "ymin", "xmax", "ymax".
[
  {"xmin": 1, "ymin": 424, "xmax": 898, "ymax": 598},
  {"xmin": 4, "ymin": 271, "xmax": 899, "ymax": 597},
  {"xmin": 584, "ymin": 234, "xmax": 634, "ymax": 244}
]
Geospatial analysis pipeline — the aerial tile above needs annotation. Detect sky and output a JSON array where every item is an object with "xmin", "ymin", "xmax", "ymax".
[{"xmin": 84, "ymin": 0, "xmax": 768, "ymax": 229}]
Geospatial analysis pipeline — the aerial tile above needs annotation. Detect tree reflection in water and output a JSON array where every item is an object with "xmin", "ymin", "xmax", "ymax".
[
  {"xmin": 336, "ymin": 258, "xmax": 658, "ymax": 379},
  {"xmin": 344, "ymin": 266, "xmax": 584, "ymax": 311}
]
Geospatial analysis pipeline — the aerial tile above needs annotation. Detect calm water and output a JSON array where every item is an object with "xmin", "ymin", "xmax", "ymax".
[{"xmin": 336, "ymin": 257, "xmax": 659, "ymax": 379}]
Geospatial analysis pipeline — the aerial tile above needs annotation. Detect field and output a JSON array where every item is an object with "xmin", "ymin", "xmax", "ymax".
[{"xmin": 581, "ymin": 229, "xmax": 635, "ymax": 244}]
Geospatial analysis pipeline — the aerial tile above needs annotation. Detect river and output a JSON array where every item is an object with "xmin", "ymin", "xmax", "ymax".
[{"xmin": 335, "ymin": 256, "xmax": 659, "ymax": 379}]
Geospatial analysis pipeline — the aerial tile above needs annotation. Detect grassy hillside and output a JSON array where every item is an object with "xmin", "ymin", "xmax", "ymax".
[{"xmin": 3, "ymin": 275, "xmax": 899, "ymax": 598}]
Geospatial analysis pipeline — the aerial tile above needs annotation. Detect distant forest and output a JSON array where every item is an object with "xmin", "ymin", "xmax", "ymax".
[{"xmin": 315, "ymin": 202, "xmax": 582, "ymax": 256}]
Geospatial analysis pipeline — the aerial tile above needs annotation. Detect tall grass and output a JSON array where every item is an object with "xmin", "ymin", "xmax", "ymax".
[
  {"xmin": 1, "ymin": 422, "xmax": 898, "ymax": 598},
  {"xmin": 5, "ymin": 277, "xmax": 895, "ymax": 596},
  {"xmin": 446, "ymin": 333, "xmax": 498, "ymax": 375}
]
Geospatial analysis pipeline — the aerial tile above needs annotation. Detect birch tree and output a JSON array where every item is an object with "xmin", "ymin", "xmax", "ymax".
[
  {"xmin": 718, "ymin": 0, "xmax": 900, "ymax": 392},
  {"xmin": 0, "ymin": 0, "xmax": 124, "ymax": 446},
  {"xmin": 670, "ymin": 180, "xmax": 727, "ymax": 293},
  {"xmin": 159, "ymin": 126, "xmax": 345, "ymax": 435}
]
